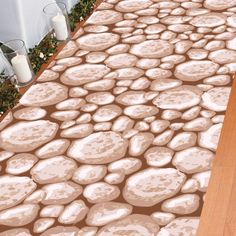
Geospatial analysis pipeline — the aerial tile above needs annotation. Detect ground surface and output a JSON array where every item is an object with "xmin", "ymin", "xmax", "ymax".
[{"xmin": 0, "ymin": 0, "xmax": 236, "ymax": 235}]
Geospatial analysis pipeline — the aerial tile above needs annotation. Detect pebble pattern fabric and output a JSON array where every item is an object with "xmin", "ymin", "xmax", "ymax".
[{"xmin": 0, "ymin": 0, "xmax": 236, "ymax": 235}]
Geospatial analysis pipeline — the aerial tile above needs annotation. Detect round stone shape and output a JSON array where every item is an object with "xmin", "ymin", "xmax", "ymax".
[
  {"xmin": 86, "ymin": 202, "xmax": 133, "ymax": 226},
  {"xmin": 0, "ymin": 204, "xmax": 39, "ymax": 227},
  {"xmin": 42, "ymin": 181, "xmax": 83, "ymax": 205},
  {"xmin": 72, "ymin": 165, "xmax": 107, "ymax": 185},
  {"xmin": 190, "ymin": 13, "xmax": 226, "ymax": 28},
  {"xmin": 116, "ymin": 91, "xmax": 147, "ymax": 106},
  {"xmin": 105, "ymin": 53, "xmax": 138, "ymax": 69},
  {"xmin": 77, "ymin": 33, "xmax": 120, "ymax": 51},
  {"xmin": 0, "ymin": 175, "xmax": 37, "ymax": 211},
  {"xmin": 158, "ymin": 217, "xmax": 199, "ymax": 236},
  {"xmin": 0, "ymin": 228, "xmax": 32, "ymax": 236},
  {"xmin": 201, "ymin": 87, "xmax": 231, "ymax": 112},
  {"xmin": 67, "ymin": 131, "xmax": 128, "ymax": 164},
  {"xmin": 130, "ymin": 40, "xmax": 174, "ymax": 58},
  {"xmin": 172, "ymin": 147, "xmax": 214, "ymax": 174},
  {"xmin": 30, "ymin": 156, "xmax": 77, "ymax": 184},
  {"xmin": 209, "ymin": 49, "xmax": 236, "ymax": 64},
  {"xmin": 83, "ymin": 182, "xmax": 120, "ymax": 203},
  {"xmin": 37, "ymin": 69, "xmax": 59, "ymax": 82},
  {"xmin": 20, "ymin": 82, "xmax": 68, "ymax": 107},
  {"xmin": 124, "ymin": 105, "xmax": 159, "ymax": 119},
  {"xmin": 204, "ymin": 0, "xmax": 236, "ymax": 10},
  {"xmin": 35, "ymin": 139, "xmax": 70, "ymax": 159},
  {"xmin": 123, "ymin": 168, "xmax": 186, "ymax": 207},
  {"xmin": 175, "ymin": 60, "xmax": 219, "ymax": 81},
  {"xmin": 161, "ymin": 194, "xmax": 200, "ymax": 215},
  {"xmin": 0, "ymin": 120, "xmax": 58, "ymax": 152},
  {"xmin": 13, "ymin": 107, "xmax": 47, "ymax": 121},
  {"xmin": 87, "ymin": 10, "xmax": 123, "ymax": 25},
  {"xmin": 6, "ymin": 153, "xmax": 38, "ymax": 175},
  {"xmin": 108, "ymin": 158, "xmax": 142, "ymax": 175},
  {"xmin": 198, "ymin": 123, "xmax": 222, "ymax": 151},
  {"xmin": 150, "ymin": 79, "xmax": 182, "ymax": 91},
  {"xmin": 40, "ymin": 226, "xmax": 79, "ymax": 236},
  {"xmin": 97, "ymin": 214, "xmax": 159, "ymax": 236},
  {"xmin": 168, "ymin": 132, "xmax": 197, "ymax": 151},
  {"xmin": 115, "ymin": 0, "xmax": 153, "ymax": 12},
  {"xmin": 153, "ymin": 86, "xmax": 202, "ymax": 111},
  {"xmin": 144, "ymin": 147, "xmax": 174, "ymax": 167},
  {"xmin": 61, "ymin": 64, "xmax": 111, "ymax": 86},
  {"xmin": 93, "ymin": 105, "xmax": 122, "ymax": 122}
]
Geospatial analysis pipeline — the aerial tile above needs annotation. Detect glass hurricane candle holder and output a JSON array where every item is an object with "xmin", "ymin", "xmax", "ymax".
[
  {"xmin": 0, "ymin": 39, "xmax": 35, "ymax": 87},
  {"xmin": 0, "ymin": 49, "xmax": 15, "ymax": 83},
  {"xmin": 43, "ymin": 2, "xmax": 71, "ymax": 42}
]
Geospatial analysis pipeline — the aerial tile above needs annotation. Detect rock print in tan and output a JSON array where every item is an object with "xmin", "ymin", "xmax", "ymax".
[{"xmin": 0, "ymin": 0, "xmax": 235, "ymax": 234}]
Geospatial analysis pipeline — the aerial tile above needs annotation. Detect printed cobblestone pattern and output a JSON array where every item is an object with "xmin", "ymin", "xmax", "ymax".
[{"xmin": 0, "ymin": 0, "xmax": 236, "ymax": 235}]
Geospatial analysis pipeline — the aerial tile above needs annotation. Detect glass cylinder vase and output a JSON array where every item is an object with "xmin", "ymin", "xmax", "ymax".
[
  {"xmin": 43, "ymin": 2, "xmax": 71, "ymax": 42},
  {"xmin": 0, "ymin": 49, "xmax": 15, "ymax": 84},
  {"xmin": 0, "ymin": 39, "xmax": 35, "ymax": 87}
]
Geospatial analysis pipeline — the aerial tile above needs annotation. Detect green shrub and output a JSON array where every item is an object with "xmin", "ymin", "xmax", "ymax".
[{"xmin": 0, "ymin": 74, "xmax": 21, "ymax": 115}]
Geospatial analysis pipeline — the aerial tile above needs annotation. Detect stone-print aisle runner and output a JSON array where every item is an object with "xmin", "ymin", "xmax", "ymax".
[{"xmin": 0, "ymin": 0, "xmax": 236, "ymax": 235}]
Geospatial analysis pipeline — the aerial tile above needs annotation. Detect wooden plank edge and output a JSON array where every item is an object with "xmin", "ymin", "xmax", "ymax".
[{"xmin": 197, "ymin": 73, "xmax": 236, "ymax": 236}]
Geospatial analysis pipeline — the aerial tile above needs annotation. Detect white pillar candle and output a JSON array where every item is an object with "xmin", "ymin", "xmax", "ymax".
[
  {"xmin": 11, "ymin": 54, "xmax": 32, "ymax": 83},
  {"xmin": 52, "ymin": 13, "xmax": 68, "ymax": 41}
]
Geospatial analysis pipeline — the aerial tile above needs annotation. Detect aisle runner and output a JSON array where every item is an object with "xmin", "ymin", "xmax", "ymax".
[{"xmin": 0, "ymin": 0, "xmax": 236, "ymax": 235}]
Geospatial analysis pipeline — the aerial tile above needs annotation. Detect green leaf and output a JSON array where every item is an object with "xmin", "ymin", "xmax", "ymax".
[{"xmin": 0, "ymin": 79, "xmax": 21, "ymax": 114}]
